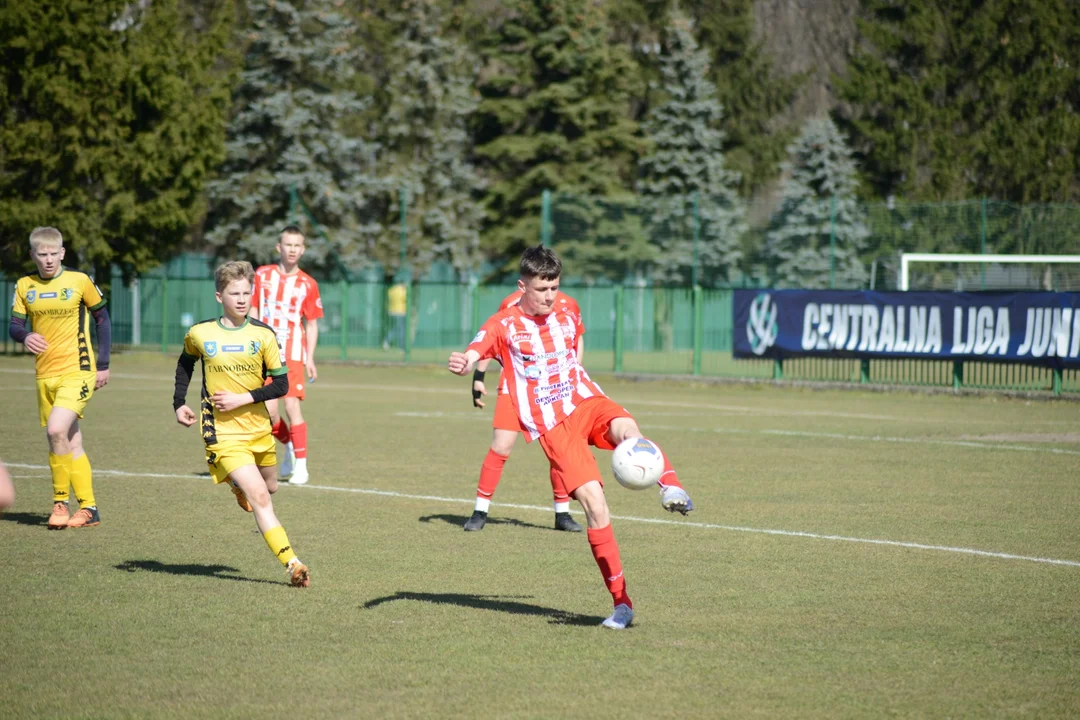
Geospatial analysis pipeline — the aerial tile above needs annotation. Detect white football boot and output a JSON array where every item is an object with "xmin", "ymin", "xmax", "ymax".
[
  {"xmin": 601, "ymin": 603, "xmax": 634, "ymax": 630},
  {"xmin": 279, "ymin": 441, "xmax": 295, "ymax": 478},
  {"xmin": 660, "ymin": 485, "xmax": 694, "ymax": 515}
]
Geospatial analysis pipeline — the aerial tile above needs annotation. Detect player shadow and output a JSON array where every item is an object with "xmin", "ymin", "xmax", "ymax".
[
  {"xmin": 115, "ymin": 560, "xmax": 283, "ymax": 586},
  {"xmin": 418, "ymin": 513, "xmax": 550, "ymax": 531},
  {"xmin": 363, "ymin": 591, "xmax": 605, "ymax": 626},
  {"xmin": 0, "ymin": 511, "xmax": 50, "ymax": 527}
]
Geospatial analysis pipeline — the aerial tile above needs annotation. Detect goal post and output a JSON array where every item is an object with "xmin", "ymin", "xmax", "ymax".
[{"xmin": 899, "ymin": 253, "xmax": 1080, "ymax": 291}]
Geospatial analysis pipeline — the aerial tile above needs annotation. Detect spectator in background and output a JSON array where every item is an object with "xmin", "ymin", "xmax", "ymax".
[{"xmin": 384, "ymin": 281, "xmax": 407, "ymax": 349}]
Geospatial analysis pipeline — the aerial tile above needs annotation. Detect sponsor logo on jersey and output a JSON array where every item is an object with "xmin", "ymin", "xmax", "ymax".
[
  {"xmin": 204, "ymin": 341, "xmax": 218, "ymax": 357},
  {"xmin": 61, "ymin": 288, "xmax": 74, "ymax": 301},
  {"xmin": 39, "ymin": 291, "xmax": 57, "ymax": 299},
  {"xmin": 26, "ymin": 290, "xmax": 36, "ymax": 304},
  {"xmin": 248, "ymin": 340, "xmax": 261, "ymax": 355},
  {"xmin": 221, "ymin": 344, "xmax": 245, "ymax": 353},
  {"xmin": 524, "ymin": 365, "xmax": 543, "ymax": 379},
  {"xmin": 511, "ymin": 332, "xmax": 533, "ymax": 343}
]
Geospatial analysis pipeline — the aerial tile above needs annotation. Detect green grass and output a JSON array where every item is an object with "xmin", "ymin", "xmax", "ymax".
[{"xmin": 1, "ymin": 353, "xmax": 1078, "ymax": 718}]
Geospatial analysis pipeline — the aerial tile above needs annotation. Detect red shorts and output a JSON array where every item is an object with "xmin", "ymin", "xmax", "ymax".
[
  {"xmin": 538, "ymin": 396, "xmax": 632, "ymax": 495},
  {"xmin": 264, "ymin": 360, "xmax": 307, "ymax": 400},
  {"xmin": 492, "ymin": 391, "xmax": 520, "ymax": 431}
]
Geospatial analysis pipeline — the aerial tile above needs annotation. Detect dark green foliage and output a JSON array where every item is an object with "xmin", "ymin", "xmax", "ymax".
[
  {"xmin": 377, "ymin": 0, "xmax": 485, "ymax": 279},
  {"xmin": 765, "ymin": 117, "xmax": 869, "ymax": 289},
  {"xmin": 637, "ymin": 9, "xmax": 747, "ymax": 286},
  {"xmin": 0, "ymin": 0, "xmax": 235, "ymax": 285},
  {"xmin": 474, "ymin": 0, "xmax": 643, "ymax": 269},
  {"xmin": 204, "ymin": 0, "xmax": 380, "ymax": 270},
  {"xmin": 839, "ymin": 0, "xmax": 1080, "ymax": 203}
]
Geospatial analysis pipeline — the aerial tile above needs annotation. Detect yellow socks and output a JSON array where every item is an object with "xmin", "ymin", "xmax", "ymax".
[
  {"xmin": 48, "ymin": 452, "xmax": 72, "ymax": 503},
  {"xmin": 69, "ymin": 453, "xmax": 96, "ymax": 508},
  {"xmin": 262, "ymin": 525, "xmax": 297, "ymax": 567}
]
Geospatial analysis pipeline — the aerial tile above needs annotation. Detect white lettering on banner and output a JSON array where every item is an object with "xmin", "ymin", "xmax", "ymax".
[
  {"xmin": 802, "ymin": 304, "xmax": 943, "ymax": 355},
  {"xmin": 1017, "ymin": 308, "xmax": 1080, "ymax": 358}
]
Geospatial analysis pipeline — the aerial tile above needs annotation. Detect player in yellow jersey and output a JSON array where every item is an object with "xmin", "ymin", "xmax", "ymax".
[
  {"xmin": 172, "ymin": 261, "xmax": 310, "ymax": 587},
  {"xmin": 8, "ymin": 227, "xmax": 112, "ymax": 529}
]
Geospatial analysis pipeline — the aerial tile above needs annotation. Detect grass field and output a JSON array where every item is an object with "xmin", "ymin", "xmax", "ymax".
[{"xmin": 1, "ymin": 353, "xmax": 1078, "ymax": 718}]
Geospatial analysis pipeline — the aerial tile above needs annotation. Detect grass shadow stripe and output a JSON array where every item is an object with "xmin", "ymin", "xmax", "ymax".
[{"xmin": 363, "ymin": 591, "xmax": 605, "ymax": 626}]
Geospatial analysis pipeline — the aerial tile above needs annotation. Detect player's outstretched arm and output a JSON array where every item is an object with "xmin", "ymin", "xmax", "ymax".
[
  {"xmin": 448, "ymin": 349, "xmax": 480, "ymax": 376},
  {"xmin": 304, "ymin": 316, "xmax": 319, "ymax": 381},
  {"xmin": 173, "ymin": 351, "xmax": 197, "ymax": 426},
  {"xmin": 91, "ymin": 306, "xmax": 112, "ymax": 389}
]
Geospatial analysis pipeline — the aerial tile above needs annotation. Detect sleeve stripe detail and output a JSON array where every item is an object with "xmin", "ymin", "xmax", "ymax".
[
  {"xmin": 11, "ymin": 311, "xmax": 26, "ymax": 319},
  {"xmin": 89, "ymin": 300, "xmax": 107, "ymax": 311},
  {"xmin": 267, "ymin": 366, "xmax": 289, "ymax": 376}
]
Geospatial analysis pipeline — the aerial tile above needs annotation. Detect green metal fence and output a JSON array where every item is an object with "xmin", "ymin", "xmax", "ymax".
[{"xmin": 4, "ymin": 274, "xmax": 1075, "ymax": 396}]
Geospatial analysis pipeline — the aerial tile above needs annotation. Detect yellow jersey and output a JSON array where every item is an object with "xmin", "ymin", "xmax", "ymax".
[
  {"xmin": 388, "ymin": 283, "xmax": 407, "ymax": 316},
  {"xmin": 181, "ymin": 318, "xmax": 288, "ymax": 445},
  {"xmin": 11, "ymin": 268, "xmax": 106, "ymax": 379}
]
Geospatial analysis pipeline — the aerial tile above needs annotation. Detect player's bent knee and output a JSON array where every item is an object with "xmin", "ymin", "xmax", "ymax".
[{"xmin": 606, "ymin": 417, "xmax": 642, "ymax": 446}]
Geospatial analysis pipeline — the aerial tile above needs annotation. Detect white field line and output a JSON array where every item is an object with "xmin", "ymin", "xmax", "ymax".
[
  {"xmin": 395, "ymin": 413, "xmax": 1080, "ymax": 457},
  {"xmin": 6, "ymin": 462, "xmax": 1078, "ymax": 569}
]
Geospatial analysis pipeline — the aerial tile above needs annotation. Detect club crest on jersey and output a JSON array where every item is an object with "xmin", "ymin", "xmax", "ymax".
[
  {"xmin": 248, "ymin": 340, "xmax": 261, "ymax": 355},
  {"xmin": 61, "ymin": 288, "xmax": 74, "ymax": 301},
  {"xmin": 204, "ymin": 341, "xmax": 218, "ymax": 357},
  {"xmin": 25, "ymin": 289, "xmax": 36, "ymax": 304}
]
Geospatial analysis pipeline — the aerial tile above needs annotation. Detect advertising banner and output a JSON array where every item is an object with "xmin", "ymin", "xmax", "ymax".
[{"xmin": 733, "ymin": 290, "xmax": 1080, "ymax": 368}]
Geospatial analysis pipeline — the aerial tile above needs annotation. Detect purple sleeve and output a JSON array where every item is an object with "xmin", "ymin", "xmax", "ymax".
[
  {"xmin": 92, "ymin": 307, "xmax": 112, "ymax": 370},
  {"xmin": 8, "ymin": 316, "xmax": 29, "ymax": 343}
]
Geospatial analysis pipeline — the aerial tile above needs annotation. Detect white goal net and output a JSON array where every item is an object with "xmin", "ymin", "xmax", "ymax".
[{"xmin": 899, "ymin": 253, "xmax": 1080, "ymax": 292}]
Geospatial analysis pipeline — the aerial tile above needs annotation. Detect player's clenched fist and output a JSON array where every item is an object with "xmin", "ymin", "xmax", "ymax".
[
  {"xmin": 175, "ymin": 405, "xmax": 197, "ymax": 427},
  {"xmin": 448, "ymin": 351, "xmax": 470, "ymax": 375}
]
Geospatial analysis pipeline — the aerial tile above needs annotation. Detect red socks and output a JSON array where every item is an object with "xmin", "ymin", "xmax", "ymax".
[
  {"xmin": 271, "ymin": 420, "xmax": 291, "ymax": 444},
  {"xmin": 658, "ymin": 449, "xmax": 683, "ymax": 489},
  {"xmin": 588, "ymin": 525, "xmax": 631, "ymax": 608},
  {"xmin": 476, "ymin": 449, "xmax": 509, "ymax": 499},
  {"xmin": 291, "ymin": 422, "xmax": 308, "ymax": 459}
]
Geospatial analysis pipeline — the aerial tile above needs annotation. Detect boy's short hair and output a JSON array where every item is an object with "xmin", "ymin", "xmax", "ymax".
[
  {"xmin": 214, "ymin": 260, "xmax": 255, "ymax": 293},
  {"xmin": 280, "ymin": 225, "xmax": 305, "ymax": 242},
  {"xmin": 520, "ymin": 245, "xmax": 561, "ymax": 281},
  {"xmin": 29, "ymin": 227, "xmax": 64, "ymax": 250}
]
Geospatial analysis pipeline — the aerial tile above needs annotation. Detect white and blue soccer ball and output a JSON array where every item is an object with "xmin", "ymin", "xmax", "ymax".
[{"xmin": 611, "ymin": 437, "xmax": 664, "ymax": 490}]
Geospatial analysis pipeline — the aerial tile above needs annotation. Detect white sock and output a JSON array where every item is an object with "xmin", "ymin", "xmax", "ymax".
[
  {"xmin": 554, "ymin": 501, "xmax": 570, "ymax": 513},
  {"xmin": 475, "ymin": 497, "xmax": 491, "ymax": 513},
  {"xmin": 295, "ymin": 457, "xmax": 307, "ymax": 471}
]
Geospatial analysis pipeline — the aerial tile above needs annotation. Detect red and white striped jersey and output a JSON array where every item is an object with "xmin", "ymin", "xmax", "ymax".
[
  {"xmin": 496, "ymin": 290, "xmax": 584, "ymax": 396},
  {"xmin": 469, "ymin": 304, "xmax": 603, "ymax": 441},
  {"xmin": 252, "ymin": 265, "xmax": 324, "ymax": 363}
]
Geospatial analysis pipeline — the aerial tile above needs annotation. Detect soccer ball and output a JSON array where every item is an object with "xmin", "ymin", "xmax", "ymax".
[{"xmin": 611, "ymin": 437, "xmax": 664, "ymax": 490}]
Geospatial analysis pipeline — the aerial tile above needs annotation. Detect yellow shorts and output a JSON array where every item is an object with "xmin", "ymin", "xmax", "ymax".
[
  {"xmin": 36, "ymin": 371, "xmax": 96, "ymax": 427},
  {"xmin": 205, "ymin": 433, "xmax": 277, "ymax": 485}
]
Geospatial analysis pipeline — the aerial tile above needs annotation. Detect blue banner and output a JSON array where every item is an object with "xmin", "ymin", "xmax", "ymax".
[{"xmin": 733, "ymin": 290, "xmax": 1080, "ymax": 368}]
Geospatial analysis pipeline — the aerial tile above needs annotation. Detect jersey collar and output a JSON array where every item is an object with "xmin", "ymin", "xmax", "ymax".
[{"xmin": 216, "ymin": 317, "xmax": 250, "ymax": 331}]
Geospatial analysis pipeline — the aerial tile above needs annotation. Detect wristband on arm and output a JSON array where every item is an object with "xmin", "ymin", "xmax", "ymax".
[{"xmin": 472, "ymin": 368, "xmax": 485, "ymax": 405}]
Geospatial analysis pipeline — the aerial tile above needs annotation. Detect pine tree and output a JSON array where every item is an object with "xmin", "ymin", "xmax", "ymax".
[
  {"xmin": 204, "ymin": 0, "xmax": 379, "ymax": 270},
  {"xmin": 637, "ymin": 9, "xmax": 747, "ymax": 287},
  {"xmin": 0, "ymin": 0, "xmax": 235, "ymax": 284},
  {"xmin": 611, "ymin": 0, "xmax": 800, "ymax": 196},
  {"xmin": 765, "ymin": 117, "xmax": 869, "ymax": 289},
  {"xmin": 839, "ymin": 0, "xmax": 1080, "ymax": 203},
  {"xmin": 474, "ymin": 0, "xmax": 643, "ymax": 269},
  {"xmin": 378, "ymin": 0, "xmax": 485, "ymax": 279}
]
